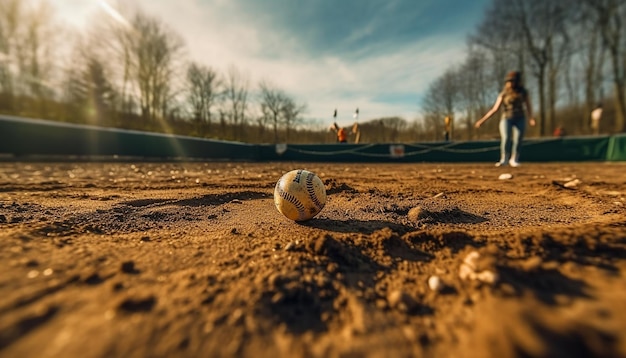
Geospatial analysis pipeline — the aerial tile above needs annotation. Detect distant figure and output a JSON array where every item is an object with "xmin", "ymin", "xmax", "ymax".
[
  {"xmin": 330, "ymin": 122, "xmax": 348, "ymax": 143},
  {"xmin": 475, "ymin": 71, "xmax": 536, "ymax": 167},
  {"xmin": 352, "ymin": 122, "xmax": 360, "ymax": 143},
  {"xmin": 353, "ymin": 108, "xmax": 361, "ymax": 143},
  {"xmin": 591, "ymin": 103, "xmax": 603, "ymax": 135},
  {"xmin": 553, "ymin": 125, "xmax": 566, "ymax": 137},
  {"xmin": 444, "ymin": 116, "xmax": 452, "ymax": 141},
  {"xmin": 337, "ymin": 127, "xmax": 347, "ymax": 143}
]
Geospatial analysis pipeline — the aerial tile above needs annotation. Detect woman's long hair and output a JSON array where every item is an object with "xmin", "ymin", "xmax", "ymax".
[
  {"xmin": 504, "ymin": 71, "xmax": 523, "ymax": 92},
  {"xmin": 501, "ymin": 71, "xmax": 526, "ymax": 117}
]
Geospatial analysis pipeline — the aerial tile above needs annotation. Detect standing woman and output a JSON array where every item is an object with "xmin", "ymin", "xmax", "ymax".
[{"xmin": 475, "ymin": 71, "xmax": 536, "ymax": 167}]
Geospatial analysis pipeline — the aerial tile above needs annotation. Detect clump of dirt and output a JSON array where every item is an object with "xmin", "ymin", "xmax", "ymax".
[
  {"xmin": 324, "ymin": 178, "xmax": 358, "ymax": 194},
  {"xmin": 408, "ymin": 206, "xmax": 488, "ymax": 224}
]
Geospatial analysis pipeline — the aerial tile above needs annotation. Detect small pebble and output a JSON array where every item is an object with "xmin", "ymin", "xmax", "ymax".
[
  {"xmin": 428, "ymin": 275, "xmax": 443, "ymax": 292},
  {"xmin": 563, "ymin": 179, "xmax": 581, "ymax": 188},
  {"xmin": 407, "ymin": 207, "xmax": 424, "ymax": 221},
  {"xmin": 375, "ymin": 299, "xmax": 388, "ymax": 309},
  {"xmin": 387, "ymin": 290, "xmax": 417, "ymax": 313},
  {"xmin": 476, "ymin": 270, "xmax": 498, "ymax": 284},
  {"xmin": 604, "ymin": 191, "xmax": 621, "ymax": 196},
  {"xmin": 463, "ymin": 251, "xmax": 480, "ymax": 269},
  {"xmin": 459, "ymin": 251, "xmax": 498, "ymax": 285},
  {"xmin": 521, "ymin": 256, "xmax": 543, "ymax": 271},
  {"xmin": 459, "ymin": 264, "xmax": 475, "ymax": 280}
]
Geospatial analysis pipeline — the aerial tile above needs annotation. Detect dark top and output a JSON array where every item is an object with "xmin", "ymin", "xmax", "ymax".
[{"xmin": 500, "ymin": 87, "xmax": 527, "ymax": 119}]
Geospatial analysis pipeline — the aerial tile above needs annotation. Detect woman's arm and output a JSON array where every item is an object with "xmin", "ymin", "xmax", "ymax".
[{"xmin": 475, "ymin": 94, "xmax": 503, "ymax": 128}]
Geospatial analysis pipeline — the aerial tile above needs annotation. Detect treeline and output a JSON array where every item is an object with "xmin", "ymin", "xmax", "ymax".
[
  {"xmin": 1, "ymin": 0, "xmax": 624, "ymax": 145},
  {"xmin": 422, "ymin": 0, "xmax": 626, "ymax": 140},
  {"xmin": 0, "ymin": 0, "xmax": 333, "ymax": 143}
]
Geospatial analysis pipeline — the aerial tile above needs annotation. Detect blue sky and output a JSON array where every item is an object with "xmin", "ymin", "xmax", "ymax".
[{"xmin": 56, "ymin": 0, "xmax": 490, "ymax": 127}]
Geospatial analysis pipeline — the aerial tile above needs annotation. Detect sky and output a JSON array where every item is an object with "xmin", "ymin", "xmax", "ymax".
[{"xmin": 53, "ymin": 0, "xmax": 490, "ymax": 127}]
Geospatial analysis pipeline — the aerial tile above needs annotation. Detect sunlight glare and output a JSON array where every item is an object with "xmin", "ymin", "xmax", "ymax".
[{"xmin": 97, "ymin": 0, "xmax": 132, "ymax": 29}]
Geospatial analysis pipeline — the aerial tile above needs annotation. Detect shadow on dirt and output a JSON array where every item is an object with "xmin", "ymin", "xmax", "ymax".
[
  {"xmin": 498, "ymin": 266, "xmax": 590, "ymax": 305},
  {"xmin": 31, "ymin": 191, "xmax": 270, "ymax": 237},
  {"xmin": 414, "ymin": 207, "xmax": 488, "ymax": 224},
  {"xmin": 121, "ymin": 191, "xmax": 268, "ymax": 208},
  {"xmin": 122, "ymin": 198, "xmax": 172, "ymax": 207},
  {"xmin": 514, "ymin": 317, "xmax": 618, "ymax": 357},
  {"xmin": 0, "ymin": 305, "xmax": 59, "ymax": 350},
  {"xmin": 264, "ymin": 283, "xmax": 330, "ymax": 334},
  {"xmin": 518, "ymin": 229, "xmax": 626, "ymax": 274},
  {"xmin": 541, "ymin": 233, "xmax": 626, "ymax": 273},
  {"xmin": 405, "ymin": 230, "xmax": 484, "ymax": 253},
  {"xmin": 324, "ymin": 179, "xmax": 358, "ymax": 195},
  {"xmin": 303, "ymin": 218, "xmax": 413, "ymax": 235},
  {"xmin": 305, "ymin": 234, "xmax": 386, "ymax": 272}
]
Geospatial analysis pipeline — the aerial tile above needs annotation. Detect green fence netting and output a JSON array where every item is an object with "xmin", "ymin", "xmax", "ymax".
[
  {"xmin": 1, "ymin": 115, "xmax": 623, "ymax": 162},
  {"xmin": 0, "ymin": 115, "xmax": 257, "ymax": 160},
  {"xmin": 259, "ymin": 136, "xmax": 612, "ymax": 162},
  {"xmin": 607, "ymin": 134, "xmax": 626, "ymax": 161}
]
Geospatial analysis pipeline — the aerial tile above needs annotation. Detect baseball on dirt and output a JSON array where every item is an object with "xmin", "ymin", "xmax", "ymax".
[{"xmin": 274, "ymin": 169, "xmax": 326, "ymax": 221}]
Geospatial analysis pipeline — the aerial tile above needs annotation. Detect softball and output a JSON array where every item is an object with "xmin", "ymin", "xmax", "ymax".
[{"xmin": 274, "ymin": 169, "xmax": 326, "ymax": 221}]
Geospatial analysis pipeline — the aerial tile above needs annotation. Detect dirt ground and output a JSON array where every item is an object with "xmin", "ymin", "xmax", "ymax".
[{"xmin": 0, "ymin": 161, "xmax": 625, "ymax": 358}]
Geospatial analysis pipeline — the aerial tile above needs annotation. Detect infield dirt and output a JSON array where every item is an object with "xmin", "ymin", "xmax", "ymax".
[{"xmin": 1, "ymin": 161, "xmax": 625, "ymax": 357}]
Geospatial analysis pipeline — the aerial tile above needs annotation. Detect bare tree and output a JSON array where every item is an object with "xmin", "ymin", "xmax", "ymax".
[
  {"xmin": 422, "ymin": 68, "xmax": 459, "ymax": 140},
  {"xmin": 516, "ymin": 0, "xmax": 572, "ymax": 135},
  {"xmin": 457, "ymin": 49, "xmax": 493, "ymax": 139},
  {"xmin": 258, "ymin": 81, "xmax": 285, "ymax": 143},
  {"xmin": 582, "ymin": 0, "xmax": 626, "ymax": 132},
  {"xmin": 281, "ymin": 96, "xmax": 306, "ymax": 142},
  {"xmin": 186, "ymin": 62, "xmax": 221, "ymax": 137},
  {"xmin": 63, "ymin": 48, "xmax": 117, "ymax": 126},
  {"xmin": 380, "ymin": 117, "xmax": 407, "ymax": 142},
  {"xmin": 0, "ymin": 0, "xmax": 21, "ymax": 111},
  {"xmin": 257, "ymin": 80, "xmax": 306, "ymax": 143},
  {"xmin": 0, "ymin": 0, "xmax": 58, "ymax": 116},
  {"xmin": 106, "ymin": 11, "xmax": 185, "ymax": 127},
  {"xmin": 408, "ymin": 118, "xmax": 428, "ymax": 142},
  {"xmin": 545, "ymin": 3, "xmax": 576, "ymax": 133},
  {"xmin": 137, "ymin": 14, "xmax": 184, "ymax": 124},
  {"xmin": 470, "ymin": 2, "xmax": 525, "ymax": 92},
  {"xmin": 257, "ymin": 104, "xmax": 271, "ymax": 141},
  {"xmin": 564, "ymin": 4, "xmax": 607, "ymax": 133},
  {"xmin": 224, "ymin": 65, "xmax": 249, "ymax": 140}
]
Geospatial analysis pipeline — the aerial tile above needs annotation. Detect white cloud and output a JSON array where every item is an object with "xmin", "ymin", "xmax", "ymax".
[
  {"xmin": 146, "ymin": 1, "xmax": 467, "ymax": 124},
  {"xmin": 243, "ymin": 34, "xmax": 467, "ymax": 124},
  {"xmin": 45, "ymin": 0, "xmax": 101, "ymax": 30}
]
